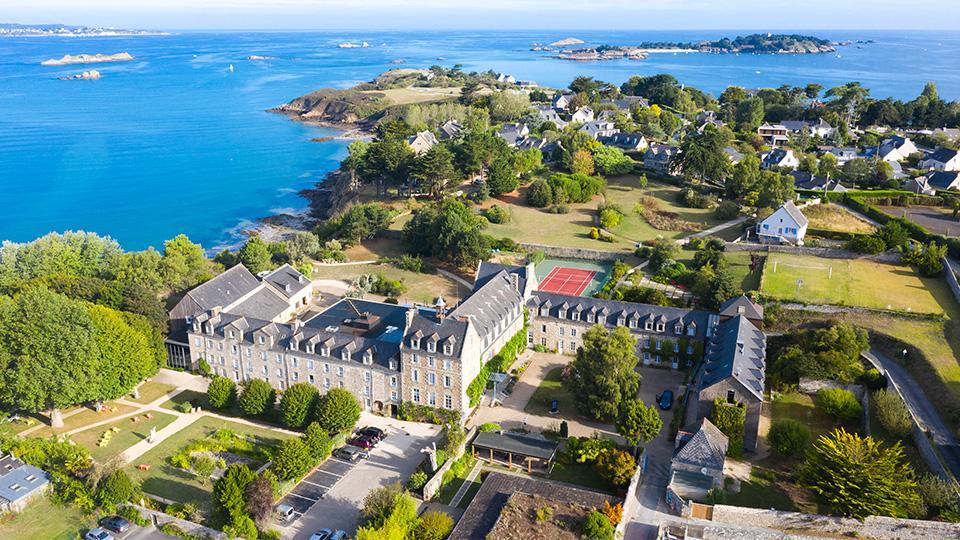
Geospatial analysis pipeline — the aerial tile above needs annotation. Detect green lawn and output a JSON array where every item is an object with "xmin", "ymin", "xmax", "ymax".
[
  {"xmin": 436, "ymin": 455, "xmax": 478, "ymax": 505},
  {"xmin": 0, "ymin": 496, "xmax": 96, "ymax": 540},
  {"xmin": 484, "ymin": 176, "xmax": 722, "ymax": 251},
  {"xmin": 126, "ymin": 416, "xmax": 293, "ymax": 519},
  {"xmin": 160, "ymin": 389, "xmax": 210, "ymax": 412},
  {"xmin": 524, "ymin": 367, "xmax": 584, "ymax": 422},
  {"xmin": 770, "ymin": 391, "xmax": 849, "ymax": 440},
  {"xmin": 71, "ymin": 410, "xmax": 178, "ymax": 464},
  {"xmin": 547, "ymin": 460, "xmax": 616, "ymax": 494},
  {"xmin": 29, "ymin": 402, "xmax": 136, "ymax": 438},
  {"xmin": 760, "ymin": 253, "xmax": 946, "ymax": 316},
  {"xmin": 130, "ymin": 381, "xmax": 178, "ymax": 404},
  {"xmin": 724, "ymin": 251, "xmax": 764, "ymax": 292},
  {"xmin": 724, "ymin": 469, "xmax": 797, "ymax": 512}
]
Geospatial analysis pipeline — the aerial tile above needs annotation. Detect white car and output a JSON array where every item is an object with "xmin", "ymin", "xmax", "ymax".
[{"xmin": 85, "ymin": 528, "xmax": 114, "ymax": 540}]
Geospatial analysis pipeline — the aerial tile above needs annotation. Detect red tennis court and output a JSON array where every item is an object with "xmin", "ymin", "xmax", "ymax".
[{"xmin": 538, "ymin": 266, "xmax": 598, "ymax": 296}]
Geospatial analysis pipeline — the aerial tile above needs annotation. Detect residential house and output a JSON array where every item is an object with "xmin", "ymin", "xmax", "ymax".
[
  {"xmin": 495, "ymin": 72, "xmax": 515, "ymax": 84},
  {"xmin": 601, "ymin": 96, "xmax": 649, "ymax": 111},
  {"xmin": 0, "ymin": 454, "xmax": 50, "ymax": 513},
  {"xmin": 579, "ymin": 120, "xmax": 619, "ymax": 140},
  {"xmin": 516, "ymin": 137, "xmax": 549, "ymax": 151},
  {"xmin": 406, "ymin": 131, "xmax": 438, "ymax": 155},
  {"xmin": 666, "ymin": 418, "xmax": 729, "ymax": 514},
  {"xmin": 820, "ymin": 146, "xmax": 857, "ymax": 165},
  {"xmin": 570, "ymin": 106, "xmax": 594, "ymax": 124},
  {"xmin": 644, "ymin": 143, "xmax": 680, "ymax": 174},
  {"xmin": 790, "ymin": 171, "xmax": 846, "ymax": 192},
  {"xmin": 687, "ymin": 312, "xmax": 767, "ymax": 451},
  {"xmin": 601, "ymin": 132, "xmax": 648, "ymax": 152},
  {"xmin": 757, "ymin": 123, "xmax": 789, "ymax": 146},
  {"xmin": 723, "ymin": 146, "xmax": 744, "ymax": 166},
  {"xmin": 552, "ymin": 93, "xmax": 573, "ymax": 110},
  {"xmin": 902, "ymin": 176, "xmax": 937, "ymax": 196},
  {"xmin": 756, "ymin": 200, "xmax": 808, "ymax": 245},
  {"xmin": 760, "ymin": 148, "xmax": 799, "ymax": 170},
  {"xmin": 919, "ymin": 148, "xmax": 960, "ymax": 172},
  {"xmin": 496, "ymin": 123, "xmax": 530, "ymax": 147},
  {"xmin": 439, "ymin": 120, "xmax": 464, "ymax": 140},
  {"xmin": 517, "ymin": 80, "xmax": 539, "ymax": 88},
  {"xmin": 874, "ymin": 135, "xmax": 919, "ymax": 162},
  {"xmin": 535, "ymin": 106, "xmax": 568, "ymax": 128},
  {"xmin": 925, "ymin": 171, "xmax": 960, "ymax": 191},
  {"xmin": 781, "ymin": 118, "xmax": 834, "ymax": 138},
  {"xmin": 718, "ymin": 295, "xmax": 763, "ymax": 329}
]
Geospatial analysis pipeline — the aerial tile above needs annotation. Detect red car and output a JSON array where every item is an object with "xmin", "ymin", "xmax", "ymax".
[{"xmin": 349, "ymin": 434, "xmax": 377, "ymax": 449}]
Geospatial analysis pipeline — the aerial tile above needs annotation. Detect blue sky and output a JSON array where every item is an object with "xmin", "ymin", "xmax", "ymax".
[{"xmin": 6, "ymin": 0, "xmax": 960, "ymax": 30}]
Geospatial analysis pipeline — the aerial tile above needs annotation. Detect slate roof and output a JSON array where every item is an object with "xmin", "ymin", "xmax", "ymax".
[
  {"xmin": 700, "ymin": 315, "xmax": 766, "ymax": 401},
  {"xmin": 601, "ymin": 132, "xmax": 646, "ymax": 149},
  {"xmin": 449, "ymin": 270, "xmax": 525, "ymax": 342},
  {"xmin": 475, "ymin": 262, "xmax": 529, "ymax": 293},
  {"xmin": 718, "ymin": 295, "xmax": 764, "ymax": 321},
  {"xmin": 183, "ymin": 264, "xmax": 261, "ymax": 311},
  {"xmin": 761, "ymin": 148, "xmax": 793, "ymax": 168},
  {"xmin": 790, "ymin": 171, "xmax": 831, "ymax": 190},
  {"xmin": 439, "ymin": 120, "xmax": 464, "ymax": 139},
  {"xmin": 645, "ymin": 143, "xmax": 678, "ymax": 161},
  {"xmin": 263, "ymin": 263, "xmax": 310, "ymax": 299},
  {"xmin": 472, "ymin": 432, "xmax": 559, "ymax": 460},
  {"xmin": 927, "ymin": 171, "xmax": 960, "ymax": 190},
  {"xmin": 673, "ymin": 418, "xmax": 728, "ymax": 471},
  {"xmin": 926, "ymin": 147, "xmax": 959, "ymax": 164},
  {"xmin": 723, "ymin": 146, "xmax": 744, "ymax": 163},
  {"xmin": 230, "ymin": 286, "xmax": 291, "ymax": 321},
  {"xmin": 405, "ymin": 309, "xmax": 470, "ymax": 359},
  {"xmin": 780, "ymin": 200, "xmax": 809, "ymax": 228},
  {"xmin": 668, "ymin": 468, "xmax": 716, "ymax": 499},
  {"xmin": 0, "ymin": 454, "xmax": 49, "ymax": 504}
]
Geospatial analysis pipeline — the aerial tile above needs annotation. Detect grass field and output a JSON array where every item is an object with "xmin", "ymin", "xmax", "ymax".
[
  {"xmin": 484, "ymin": 176, "xmax": 723, "ymax": 251},
  {"xmin": 362, "ymin": 86, "xmax": 461, "ymax": 106},
  {"xmin": 760, "ymin": 253, "xmax": 946, "ymax": 315},
  {"xmin": 770, "ymin": 391, "xmax": 851, "ymax": 440},
  {"xmin": 129, "ymin": 381, "xmax": 177, "ymax": 404},
  {"xmin": 310, "ymin": 261, "xmax": 471, "ymax": 304},
  {"xmin": 29, "ymin": 402, "xmax": 135, "ymax": 438},
  {"xmin": 523, "ymin": 367, "xmax": 596, "ymax": 425},
  {"xmin": 71, "ymin": 410, "xmax": 177, "ymax": 464},
  {"xmin": 127, "ymin": 416, "xmax": 293, "ymax": 517},
  {"xmin": 723, "ymin": 469, "xmax": 797, "ymax": 512},
  {"xmin": 0, "ymin": 496, "xmax": 95, "ymax": 540},
  {"xmin": 803, "ymin": 203, "xmax": 876, "ymax": 234}
]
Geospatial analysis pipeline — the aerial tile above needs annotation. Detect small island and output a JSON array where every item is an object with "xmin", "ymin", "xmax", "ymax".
[
  {"xmin": 550, "ymin": 37, "xmax": 584, "ymax": 47},
  {"xmin": 41, "ymin": 52, "xmax": 134, "ymax": 66},
  {"xmin": 246, "ymin": 55, "xmax": 275, "ymax": 61},
  {"xmin": 58, "ymin": 69, "xmax": 101, "ymax": 80},
  {"xmin": 552, "ymin": 33, "xmax": 842, "ymax": 61},
  {"xmin": 0, "ymin": 23, "xmax": 165, "ymax": 37}
]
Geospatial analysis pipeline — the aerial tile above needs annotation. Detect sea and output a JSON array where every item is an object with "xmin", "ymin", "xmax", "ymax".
[{"xmin": 2, "ymin": 29, "xmax": 960, "ymax": 252}]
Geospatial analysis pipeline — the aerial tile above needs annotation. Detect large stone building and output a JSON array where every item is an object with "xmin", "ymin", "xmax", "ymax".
[{"xmin": 170, "ymin": 261, "xmax": 766, "ymax": 427}]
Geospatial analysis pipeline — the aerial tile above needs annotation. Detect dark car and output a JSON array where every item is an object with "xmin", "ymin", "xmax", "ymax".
[
  {"xmin": 100, "ymin": 516, "xmax": 131, "ymax": 534},
  {"xmin": 358, "ymin": 426, "xmax": 387, "ymax": 441},
  {"xmin": 334, "ymin": 444, "xmax": 369, "ymax": 462},
  {"xmin": 656, "ymin": 390, "xmax": 674, "ymax": 410},
  {"xmin": 349, "ymin": 434, "xmax": 377, "ymax": 449}
]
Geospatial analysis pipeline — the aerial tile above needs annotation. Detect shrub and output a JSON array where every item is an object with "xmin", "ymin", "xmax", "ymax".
[
  {"xmin": 117, "ymin": 505, "xmax": 150, "ymax": 527},
  {"xmin": 917, "ymin": 473, "xmax": 959, "ymax": 514},
  {"xmin": 207, "ymin": 376, "xmax": 236, "ymax": 410},
  {"xmin": 314, "ymin": 388, "xmax": 361, "ymax": 434},
  {"xmin": 581, "ymin": 510, "xmax": 615, "ymax": 540},
  {"xmin": 190, "ymin": 454, "xmax": 216, "ymax": 484},
  {"xmin": 816, "ymin": 388, "xmax": 862, "ymax": 421},
  {"xmin": 176, "ymin": 400, "xmax": 194, "ymax": 414},
  {"xmin": 238, "ymin": 379, "xmax": 275, "ymax": 417},
  {"xmin": 197, "ymin": 358, "xmax": 212, "ymax": 378},
  {"xmin": 601, "ymin": 500, "xmax": 623, "ymax": 525},
  {"xmin": 714, "ymin": 200, "xmax": 740, "ymax": 220},
  {"xmin": 535, "ymin": 505, "xmax": 554, "ymax": 522},
  {"xmin": 598, "ymin": 206, "xmax": 623, "ymax": 229},
  {"xmin": 872, "ymin": 389, "xmax": 912, "ymax": 439},
  {"xmin": 548, "ymin": 204, "xmax": 570, "ymax": 214},
  {"xmin": 478, "ymin": 422, "xmax": 501, "ymax": 432},
  {"xmin": 302, "ymin": 422, "xmax": 334, "ymax": 464},
  {"xmin": 594, "ymin": 448, "xmax": 637, "ymax": 486},
  {"xmin": 527, "ymin": 179, "xmax": 553, "ymax": 207},
  {"xmin": 95, "ymin": 469, "xmax": 138, "ymax": 508},
  {"xmin": 711, "ymin": 399, "xmax": 745, "ymax": 457},
  {"xmin": 397, "ymin": 401, "xmax": 461, "ymax": 425},
  {"xmin": 407, "ymin": 470, "xmax": 428, "ymax": 492},
  {"xmin": 370, "ymin": 272, "xmax": 407, "ymax": 297},
  {"xmin": 413, "ymin": 510, "xmax": 454, "ymax": 540},
  {"xmin": 768, "ymin": 419, "xmax": 812, "ymax": 457},
  {"xmin": 847, "ymin": 234, "xmax": 887, "ymax": 254},
  {"xmin": 484, "ymin": 205, "xmax": 510, "ymax": 224},
  {"xmin": 280, "ymin": 382, "xmax": 320, "ymax": 429},
  {"xmin": 272, "ymin": 438, "xmax": 312, "ymax": 481}
]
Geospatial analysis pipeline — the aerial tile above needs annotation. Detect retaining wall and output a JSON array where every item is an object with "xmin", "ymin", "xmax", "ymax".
[
  {"xmin": 615, "ymin": 448, "xmax": 646, "ymax": 539},
  {"xmin": 422, "ymin": 426, "xmax": 477, "ymax": 501},
  {"xmin": 725, "ymin": 242, "xmax": 902, "ymax": 262},
  {"xmin": 519, "ymin": 243, "xmax": 627, "ymax": 261},
  {"xmin": 711, "ymin": 505, "xmax": 960, "ymax": 539}
]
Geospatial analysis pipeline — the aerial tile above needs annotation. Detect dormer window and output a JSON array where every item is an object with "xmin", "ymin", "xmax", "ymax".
[
  {"xmin": 258, "ymin": 336, "xmax": 265, "ymax": 344},
  {"xmin": 674, "ymin": 324, "xmax": 683, "ymax": 335},
  {"xmin": 539, "ymin": 306, "xmax": 549, "ymax": 316},
  {"xmin": 342, "ymin": 350, "xmax": 351, "ymax": 361},
  {"xmin": 320, "ymin": 346, "xmax": 330, "ymax": 357},
  {"xmin": 644, "ymin": 320, "xmax": 653, "ymax": 331},
  {"xmin": 443, "ymin": 343, "xmax": 453, "ymax": 355},
  {"xmin": 597, "ymin": 315, "xmax": 605, "ymax": 325},
  {"xmin": 229, "ymin": 330, "xmax": 235, "ymax": 339},
  {"xmin": 558, "ymin": 309, "xmax": 566, "ymax": 320},
  {"xmin": 618, "ymin": 317, "xmax": 626, "ymax": 326},
  {"xmin": 587, "ymin": 314, "xmax": 595, "ymax": 323},
  {"xmin": 363, "ymin": 350, "xmax": 373, "ymax": 365},
  {"xmin": 306, "ymin": 345, "xmax": 314, "ymax": 354},
  {"xmin": 629, "ymin": 319, "xmax": 637, "ymax": 329},
  {"xmin": 411, "ymin": 338, "xmax": 420, "ymax": 350},
  {"xmin": 389, "ymin": 360, "xmax": 397, "ymax": 370},
  {"xmin": 656, "ymin": 322, "xmax": 665, "ymax": 332},
  {"xmin": 687, "ymin": 325, "xmax": 696, "ymax": 337},
  {"xmin": 427, "ymin": 341, "xmax": 436, "ymax": 353}
]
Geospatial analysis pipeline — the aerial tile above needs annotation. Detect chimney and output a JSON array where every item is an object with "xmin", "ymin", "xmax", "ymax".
[
  {"xmin": 510, "ymin": 273, "xmax": 519, "ymax": 292},
  {"xmin": 292, "ymin": 319, "xmax": 303, "ymax": 332},
  {"xmin": 405, "ymin": 306, "xmax": 416, "ymax": 329}
]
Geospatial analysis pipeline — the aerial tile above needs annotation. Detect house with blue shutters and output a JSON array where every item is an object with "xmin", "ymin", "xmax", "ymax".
[{"xmin": 756, "ymin": 200, "xmax": 808, "ymax": 245}]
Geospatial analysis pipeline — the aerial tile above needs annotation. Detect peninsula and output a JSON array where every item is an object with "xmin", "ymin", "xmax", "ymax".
[
  {"xmin": 41, "ymin": 52, "xmax": 134, "ymax": 66},
  {"xmin": 1, "ymin": 23, "xmax": 165, "ymax": 37},
  {"xmin": 552, "ymin": 33, "xmax": 843, "ymax": 61}
]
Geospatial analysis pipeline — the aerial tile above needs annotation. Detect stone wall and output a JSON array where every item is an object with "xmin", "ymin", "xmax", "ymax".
[
  {"xmin": 519, "ymin": 242, "xmax": 627, "ymax": 261},
  {"xmin": 944, "ymin": 257, "xmax": 960, "ymax": 306},
  {"xmin": 125, "ymin": 504, "xmax": 228, "ymax": 539},
  {"xmin": 725, "ymin": 242, "xmax": 901, "ymax": 263},
  {"xmin": 422, "ymin": 426, "xmax": 477, "ymax": 501},
  {"xmin": 615, "ymin": 448, "xmax": 646, "ymax": 540}
]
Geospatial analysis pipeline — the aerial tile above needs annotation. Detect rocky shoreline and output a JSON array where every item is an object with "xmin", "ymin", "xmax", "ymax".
[{"xmin": 41, "ymin": 52, "xmax": 134, "ymax": 66}]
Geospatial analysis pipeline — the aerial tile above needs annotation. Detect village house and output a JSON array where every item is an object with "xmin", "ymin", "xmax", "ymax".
[
  {"xmin": 602, "ymin": 132, "xmax": 648, "ymax": 152},
  {"xmin": 873, "ymin": 135, "xmax": 919, "ymax": 162},
  {"xmin": 781, "ymin": 118, "xmax": 834, "ymax": 138},
  {"xmin": 723, "ymin": 146, "xmax": 744, "ymax": 165},
  {"xmin": 919, "ymin": 148, "xmax": 960, "ymax": 172},
  {"xmin": 756, "ymin": 200, "xmax": 808, "ymax": 245},
  {"xmin": 791, "ymin": 171, "xmax": 847, "ymax": 192},
  {"xmin": 579, "ymin": 120, "xmax": 619, "ymax": 140},
  {"xmin": 819, "ymin": 146, "xmax": 857, "ymax": 165},
  {"xmin": 902, "ymin": 176, "xmax": 937, "ymax": 196},
  {"xmin": 757, "ymin": 123, "xmax": 789, "ymax": 146},
  {"xmin": 406, "ymin": 130, "xmax": 438, "ymax": 155},
  {"xmin": 0, "ymin": 454, "xmax": 50, "ymax": 514},
  {"xmin": 666, "ymin": 418, "xmax": 729, "ymax": 515},
  {"xmin": 438, "ymin": 119, "xmax": 464, "ymax": 140},
  {"xmin": 601, "ymin": 96, "xmax": 649, "ymax": 111},
  {"xmin": 495, "ymin": 72, "xmax": 516, "ymax": 84},
  {"xmin": 496, "ymin": 123, "xmax": 530, "ymax": 147},
  {"xmin": 760, "ymin": 148, "xmax": 799, "ymax": 170},
  {"xmin": 644, "ymin": 143, "xmax": 680, "ymax": 174},
  {"xmin": 925, "ymin": 171, "xmax": 960, "ymax": 191},
  {"xmin": 552, "ymin": 93, "xmax": 572, "ymax": 110},
  {"xmin": 570, "ymin": 106, "xmax": 594, "ymax": 124},
  {"xmin": 534, "ymin": 105, "xmax": 568, "ymax": 128}
]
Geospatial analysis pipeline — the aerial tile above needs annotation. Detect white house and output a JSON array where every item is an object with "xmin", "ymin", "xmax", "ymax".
[
  {"xmin": 919, "ymin": 148, "xmax": 960, "ymax": 172},
  {"xmin": 406, "ymin": 131, "xmax": 438, "ymax": 155},
  {"xmin": 552, "ymin": 93, "xmax": 572, "ymax": 110},
  {"xmin": 875, "ymin": 136, "xmax": 919, "ymax": 162},
  {"xmin": 925, "ymin": 171, "xmax": 960, "ymax": 191},
  {"xmin": 756, "ymin": 200, "xmax": 809, "ymax": 245},
  {"xmin": 602, "ymin": 132, "xmax": 648, "ymax": 152},
  {"xmin": 579, "ymin": 120, "xmax": 619, "ymax": 140},
  {"xmin": 570, "ymin": 107, "xmax": 594, "ymax": 124},
  {"xmin": 644, "ymin": 144, "xmax": 679, "ymax": 174},
  {"xmin": 760, "ymin": 148, "xmax": 800, "ymax": 170}
]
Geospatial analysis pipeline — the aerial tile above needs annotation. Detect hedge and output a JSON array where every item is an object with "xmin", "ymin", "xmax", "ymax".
[
  {"xmin": 805, "ymin": 228, "xmax": 871, "ymax": 242},
  {"xmin": 398, "ymin": 402, "xmax": 461, "ymax": 425},
  {"xmin": 839, "ymin": 194, "xmax": 960, "ymax": 258},
  {"xmin": 466, "ymin": 319, "xmax": 528, "ymax": 407}
]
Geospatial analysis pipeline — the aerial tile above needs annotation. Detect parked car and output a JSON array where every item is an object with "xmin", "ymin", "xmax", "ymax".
[
  {"xmin": 275, "ymin": 503, "xmax": 297, "ymax": 524},
  {"xmin": 348, "ymin": 434, "xmax": 377, "ymax": 449},
  {"xmin": 330, "ymin": 531, "xmax": 347, "ymax": 540},
  {"xmin": 358, "ymin": 426, "xmax": 387, "ymax": 441},
  {"xmin": 100, "ymin": 516, "xmax": 131, "ymax": 533},
  {"xmin": 85, "ymin": 528, "xmax": 114, "ymax": 540},
  {"xmin": 334, "ymin": 444, "xmax": 369, "ymax": 462},
  {"xmin": 656, "ymin": 390, "xmax": 674, "ymax": 410},
  {"xmin": 308, "ymin": 529, "xmax": 333, "ymax": 540}
]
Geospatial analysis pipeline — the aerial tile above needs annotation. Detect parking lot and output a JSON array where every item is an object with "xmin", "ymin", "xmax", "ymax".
[{"xmin": 281, "ymin": 413, "xmax": 442, "ymax": 539}]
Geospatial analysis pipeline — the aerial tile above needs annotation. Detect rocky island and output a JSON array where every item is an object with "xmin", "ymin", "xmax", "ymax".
[
  {"xmin": 41, "ymin": 52, "xmax": 134, "ymax": 66},
  {"xmin": 58, "ymin": 69, "xmax": 101, "ymax": 80},
  {"xmin": 1, "ymin": 23, "xmax": 165, "ymax": 37},
  {"xmin": 552, "ymin": 33, "xmax": 842, "ymax": 61}
]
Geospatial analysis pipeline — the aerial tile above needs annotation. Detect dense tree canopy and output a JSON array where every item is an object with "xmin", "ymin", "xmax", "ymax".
[
  {"xmin": 403, "ymin": 199, "xmax": 491, "ymax": 267},
  {"xmin": 566, "ymin": 325, "xmax": 640, "ymax": 421}
]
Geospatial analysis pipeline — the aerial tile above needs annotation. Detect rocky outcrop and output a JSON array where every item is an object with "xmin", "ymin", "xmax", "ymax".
[
  {"xmin": 270, "ymin": 88, "xmax": 387, "ymax": 127},
  {"xmin": 550, "ymin": 37, "xmax": 584, "ymax": 47},
  {"xmin": 58, "ymin": 70, "xmax": 101, "ymax": 80},
  {"xmin": 41, "ymin": 52, "xmax": 134, "ymax": 66},
  {"xmin": 300, "ymin": 169, "xmax": 358, "ymax": 221}
]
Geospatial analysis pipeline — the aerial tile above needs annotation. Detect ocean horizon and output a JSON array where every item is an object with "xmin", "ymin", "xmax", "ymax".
[{"xmin": 2, "ymin": 29, "xmax": 959, "ymax": 251}]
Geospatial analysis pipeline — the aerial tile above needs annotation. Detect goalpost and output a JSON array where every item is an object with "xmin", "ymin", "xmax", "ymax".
[{"xmin": 771, "ymin": 260, "xmax": 833, "ymax": 279}]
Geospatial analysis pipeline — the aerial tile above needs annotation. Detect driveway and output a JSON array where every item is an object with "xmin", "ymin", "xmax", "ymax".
[{"xmin": 281, "ymin": 413, "xmax": 442, "ymax": 539}]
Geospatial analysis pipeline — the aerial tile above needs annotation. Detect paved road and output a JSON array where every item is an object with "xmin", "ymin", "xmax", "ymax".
[{"xmin": 862, "ymin": 349, "xmax": 960, "ymax": 480}]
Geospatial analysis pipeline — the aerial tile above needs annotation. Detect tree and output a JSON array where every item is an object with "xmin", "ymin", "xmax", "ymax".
[
  {"xmin": 279, "ymin": 382, "xmax": 320, "ymax": 429},
  {"xmin": 768, "ymin": 419, "xmax": 812, "ymax": 457},
  {"xmin": 918, "ymin": 473, "xmax": 959, "ymax": 516},
  {"xmin": 238, "ymin": 379, "xmax": 275, "ymax": 417},
  {"xmin": 582, "ymin": 510, "xmax": 615, "ymax": 540},
  {"xmin": 802, "ymin": 428, "xmax": 919, "ymax": 518},
  {"xmin": 488, "ymin": 91, "xmax": 530, "ymax": 121},
  {"xmin": 592, "ymin": 146, "xmax": 634, "ymax": 176},
  {"xmin": 402, "ymin": 199, "xmax": 491, "ymax": 267},
  {"xmin": 594, "ymin": 448, "xmax": 637, "ymax": 486},
  {"xmin": 768, "ymin": 323, "xmax": 869, "ymax": 385},
  {"xmin": 676, "ymin": 125, "xmax": 731, "ymax": 184},
  {"xmin": 96, "ymin": 469, "xmax": 138, "ymax": 508},
  {"xmin": 159, "ymin": 234, "xmax": 212, "ymax": 290},
  {"xmin": 486, "ymin": 155, "xmax": 519, "ymax": 196},
  {"xmin": 565, "ymin": 325, "xmax": 639, "ymax": 421},
  {"xmin": 302, "ymin": 422, "xmax": 334, "ymax": 464},
  {"xmin": 571, "ymin": 149, "xmax": 595, "ymax": 176},
  {"xmin": 872, "ymin": 389, "xmax": 913, "ymax": 438},
  {"xmin": 710, "ymin": 399, "xmax": 745, "ymax": 457},
  {"xmin": 85, "ymin": 303, "xmax": 161, "ymax": 401},
  {"xmin": 285, "ymin": 232, "xmax": 321, "ymax": 262},
  {"xmin": 207, "ymin": 376, "xmax": 237, "ymax": 409},
  {"xmin": 273, "ymin": 438, "xmax": 312, "ymax": 481},
  {"xmin": 816, "ymin": 388, "xmax": 862, "ymax": 421},
  {"xmin": 616, "ymin": 399, "xmax": 663, "ymax": 446},
  {"xmin": 213, "ymin": 464, "xmax": 255, "ymax": 524},
  {"xmin": 818, "ymin": 152, "xmax": 839, "ymax": 178},
  {"xmin": 411, "ymin": 144, "xmax": 456, "ymax": 199},
  {"xmin": 238, "ymin": 236, "xmax": 272, "ymax": 274},
  {"xmin": 360, "ymin": 482, "xmax": 407, "ymax": 529},
  {"xmin": 735, "ymin": 97, "xmax": 765, "ymax": 131},
  {"xmin": 902, "ymin": 241, "xmax": 948, "ymax": 276},
  {"xmin": 244, "ymin": 475, "xmax": 274, "ymax": 527},
  {"xmin": 360, "ymin": 135, "xmax": 415, "ymax": 195},
  {"xmin": 411, "ymin": 510, "xmax": 454, "ymax": 540},
  {"xmin": 343, "ymin": 140, "xmax": 370, "ymax": 190},
  {"xmin": 526, "ymin": 179, "xmax": 553, "ymax": 207},
  {"xmin": 314, "ymin": 388, "xmax": 361, "ymax": 434}
]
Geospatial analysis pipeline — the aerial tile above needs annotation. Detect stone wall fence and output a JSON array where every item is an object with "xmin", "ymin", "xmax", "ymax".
[
  {"xmin": 943, "ymin": 257, "xmax": 960, "ymax": 306},
  {"xmin": 725, "ymin": 242, "xmax": 902, "ymax": 263},
  {"xmin": 519, "ymin": 243, "xmax": 627, "ymax": 262},
  {"xmin": 615, "ymin": 448, "xmax": 646, "ymax": 539},
  {"xmin": 421, "ymin": 426, "xmax": 478, "ymax": 501},
  {"xmin": 125, "ymin": 503, "xmax": 228, "ymax": 539}
]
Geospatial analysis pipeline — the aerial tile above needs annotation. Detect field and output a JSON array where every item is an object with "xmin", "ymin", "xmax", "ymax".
[
  {"xmin": 769, "ymin": 391, "xmax": 849, "ymax": 440},
  {"xmin": 802, "ymin": 203, "xmax": 876, "ymax": 234},
  {"xmin": 71, "ymin": 410, "xmax": 177, "ymax": 463},
  {"xmin": 129, "ymin": 381, "xmax": 177, "ymax": 404},
  {"xmin": 759, "ymin": 253, "xmax": 946, "ymax": 315},
  {"xmin": 483, "ymin": 176, "xmax": 725, "ymax": 251},
  {"xmin": 0, "ymin": 496, "xmax": 95, "ymax": 540},
  {"xmin": 310, "ymin": 261, "xmax": 471, "ymax": 304},
  {"xmin": 28, "ymin": 402, "xmax": 135, "ymax": 438},
  {"xmin": 127, "ymin": 416, "xmax": 293, "ymax": 517},
  {"xmin": 362, "ymin": 86, "xmax": 461, "ymax": 106},
  {"xmin": 879, "ymin": 205, "xmax": 960, "ymax": 237}
]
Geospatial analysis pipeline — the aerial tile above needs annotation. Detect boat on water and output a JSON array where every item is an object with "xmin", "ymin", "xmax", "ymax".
[
  {"xmin": 228, "ymin": 64, "xmax": 234, "ymax": 72},
  {"xmin": 338, "ymin": 41, "xmax": 370, "ymax": 49}
]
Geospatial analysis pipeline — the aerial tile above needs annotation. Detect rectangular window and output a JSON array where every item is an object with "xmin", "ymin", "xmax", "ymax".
[
  {"xmin": 307, "ymin": 360, "xmax": 314, "ymax": 370},
  {"xmin": 391, "ymin": 376, "xmax": 398, "ymax": 388},
  {"xmin": 428, "ymin": 372, "xmax": 436, "ymax": 385},
  {"xmin": 412, "ymin": 388, "xmax": 421, "ymax": 403},
  {"xmin": 428, "ymin": 357, "xmax": 435, "ymax": 367},
  {"xmin": 337, "ymin": 366, "xmax": 344, "ymax": 377},
  {"xmin": 411, "ymin": 353, "xmax": 419, "ymax": 364},
  {"xmin": 570, "ymin": 341, "xmax": 576, "ymax": 350},
  {"xmin": 558, "ymin": 327, "xmax": 564, "ymax": 336},
  {"xmin": 412, "ymin": 369, "xmax": 420, "ymax": 383},
  {"xmin": 292, "ymin": 372, "xmax": 299, "ymax": 381},
  {"xmin": 391, "ymin": 391, "xmax": 398, "ymax": 401},
  {"xmin": 444, "ymin": 394, "xmax": 453, "ymax": 409},
  {"xmin": 364, "ymin": 371, "xmax": 371, "ymax": 382},
  {"xmin": 308, "ymin": 374, "xmax": 315, "ymax": 383},
  {"xmin": 428, "ymin": 392, "xmax": 436, "ymax": 406},
  {"xmin": 570, "ymin": 328, "xmax": 577, "ymax": 337},
  {"xmin": 324, "ymin": 378, "xmax": 330, "ymax": 388},
  {"xmin": 443, "ymin": 359, "xmax": 452, "ymax": 370},
  {"xmin": 276, "ymin": 369, "xmax": 283, "ymax": 378},
  {"xmin": 323, "ymin": 363, "xmax": 330, "ymax": 373},
  {"xmin": 443, "ymin": 375, "xmax": 452, "ymax": 388}
]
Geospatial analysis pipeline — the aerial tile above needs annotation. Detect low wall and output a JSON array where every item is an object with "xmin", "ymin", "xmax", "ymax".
[
  {"xmin": 944, "ymin": 257, "xmax": 960, "ymax": 306},
  {"xmin": 725, "ymin": 242, "xmax": 901, "ymax": 262},
  {"xmin": 711, "ymin": 504, "xmax": 960, "ymax": 539},
  {"xmin": 519, "ymin": 243, "xmax": 626, "ymax": 262},
  {"xmin": 422, "ymin": 426, "xmax": 477, "ymax": 501},
  {"xmin": 798, "ymin": 378, "xmax": 865, "ymax": 400},
  {"xmin": 615, "ymin": 448, "xmax": 646, "ymax": 539},
  {"xmin": 125, "ymin": 504, "xmax": 227, "ymax": 540}
]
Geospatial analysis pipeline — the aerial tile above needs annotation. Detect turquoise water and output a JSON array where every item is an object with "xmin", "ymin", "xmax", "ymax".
[{"xmin": 2, "ymin": 30, "xmax": 959, "ymax": 250}]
